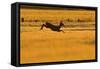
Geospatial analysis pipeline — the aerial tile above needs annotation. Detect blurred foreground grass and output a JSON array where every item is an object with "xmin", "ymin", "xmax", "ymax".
[{"xmin": 20, "ymin": 27, "xmax": 95, "ymax": 64}]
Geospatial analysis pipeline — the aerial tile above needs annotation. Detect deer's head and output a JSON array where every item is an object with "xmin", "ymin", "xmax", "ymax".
[{"xmin": 60, "ymin": 21, "xmax": 65, "ymax": 27}]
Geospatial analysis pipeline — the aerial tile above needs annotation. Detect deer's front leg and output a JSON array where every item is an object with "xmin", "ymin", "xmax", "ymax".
[{"xmin": 60, "ymin": 30, "xmax": 65, "ymax": 33}]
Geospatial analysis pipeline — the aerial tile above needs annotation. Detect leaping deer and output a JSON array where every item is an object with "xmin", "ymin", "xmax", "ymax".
[{"xmin": 40, "ymin": 21, "xmax": 65, "ymax": 32}]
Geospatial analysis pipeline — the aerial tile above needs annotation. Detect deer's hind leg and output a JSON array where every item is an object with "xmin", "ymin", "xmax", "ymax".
[{"xmin": 40, "ymin": 24, "xmax": 45, "ymax": 30}]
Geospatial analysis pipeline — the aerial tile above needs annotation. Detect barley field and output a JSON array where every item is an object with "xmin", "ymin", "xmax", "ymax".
[
  {"xmin": 20, "ymin": 5, "xmax": 96, "ymax": 64},
  {"xmin": 20, "ymin": 26, "xmax": 95, "ymax": 64}
]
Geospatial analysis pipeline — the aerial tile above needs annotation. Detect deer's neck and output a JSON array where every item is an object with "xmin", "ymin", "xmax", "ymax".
[{"xmin": 58, "ymin": 24, "xmax": 62, "ymax": 29}]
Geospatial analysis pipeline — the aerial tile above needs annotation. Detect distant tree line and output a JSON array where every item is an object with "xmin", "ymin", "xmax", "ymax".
[{"xmin": 21, "ymin": 17, "xmax": 94, "ymax": 23}]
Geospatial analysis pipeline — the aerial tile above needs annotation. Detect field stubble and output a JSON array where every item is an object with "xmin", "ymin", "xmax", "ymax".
[{"xmin": 20, "ymin": 27, "xmax": 95, "ymax": 64}]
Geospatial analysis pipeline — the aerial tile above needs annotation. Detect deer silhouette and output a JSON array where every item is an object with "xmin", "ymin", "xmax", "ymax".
[{"xmin": 40, "ymin": 21, "xmax": 65, "ymax": 32}]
